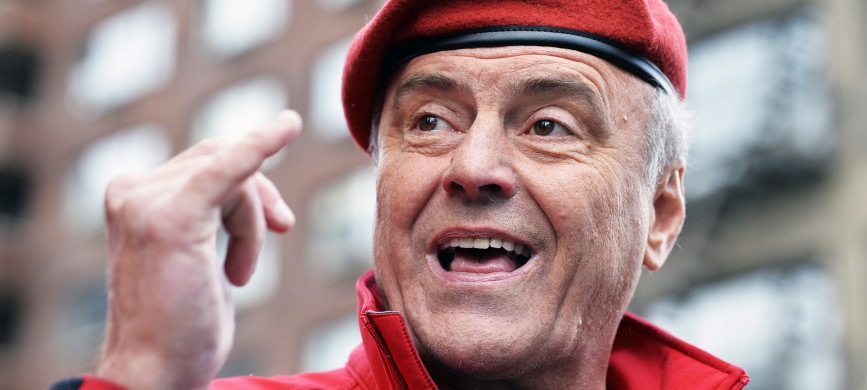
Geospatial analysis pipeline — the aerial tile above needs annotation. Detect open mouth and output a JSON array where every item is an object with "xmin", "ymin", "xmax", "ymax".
[{"xmin": 437, "ymin": 237, "xmax": 533, "ymax": 274}]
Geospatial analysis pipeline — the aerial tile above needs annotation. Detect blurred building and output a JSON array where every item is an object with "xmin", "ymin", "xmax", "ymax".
[{"xmin": 0, "ymin": 0, "xmax": 863, "ymax": 389}]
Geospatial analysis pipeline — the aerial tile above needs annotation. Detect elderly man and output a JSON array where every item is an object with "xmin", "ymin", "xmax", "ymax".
[{"xmin": 53, "ymin": 0, "xmax": 749, "ymax": 389}]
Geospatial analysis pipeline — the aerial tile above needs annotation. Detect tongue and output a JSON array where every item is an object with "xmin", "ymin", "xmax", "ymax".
[{"xmin": 449, "ymin": 249, "xmax": 517, "ymax": 273}]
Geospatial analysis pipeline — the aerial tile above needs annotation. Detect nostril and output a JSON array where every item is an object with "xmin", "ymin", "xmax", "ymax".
[
  {"xmin": 447, "ymin": 182, "xmax": 464, "ymax": 194},
  {"xmin": 479, "ymin": 184, "xmax": 501, "ymax": 194},
  {"xmin": 445, "ymin": 181, "xmax": 511, "ymax": 199},
  {"xmin": 441, "ymin": 161, "xmax": 518, "ymax": 199}
]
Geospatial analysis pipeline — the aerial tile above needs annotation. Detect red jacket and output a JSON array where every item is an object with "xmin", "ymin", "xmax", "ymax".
[{"xmin": 56, "ymin": 271, "xmax": 749, "ymax": 390}]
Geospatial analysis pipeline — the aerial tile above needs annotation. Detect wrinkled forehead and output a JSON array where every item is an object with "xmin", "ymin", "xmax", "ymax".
[
  {"xmin": 378, "ymin": 46, "xmax": 652, "ymax": 127},
  {"xmin": 387, "ymin": 46, "xmax": 638, "ymax": 95}
]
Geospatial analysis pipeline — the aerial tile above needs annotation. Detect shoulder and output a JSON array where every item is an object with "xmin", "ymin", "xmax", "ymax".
[{"xmin": 607, "ymin": 312, "xmax": 750, "ymax": 390}]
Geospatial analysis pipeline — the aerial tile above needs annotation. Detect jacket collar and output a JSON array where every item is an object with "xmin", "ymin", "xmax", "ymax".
[{"xmin": 352, "ymin": 270, "xmax": 749, "ymax": 390}]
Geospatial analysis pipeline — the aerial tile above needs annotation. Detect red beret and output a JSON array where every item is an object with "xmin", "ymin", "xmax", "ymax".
[{"xmin": 341, "ymin": 0, "xmax": 688, "ymax": 152}]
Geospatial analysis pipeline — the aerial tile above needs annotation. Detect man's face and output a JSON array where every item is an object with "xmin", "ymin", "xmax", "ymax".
[{"xmin": 372, "ymin": 46, "xmax": 657, "ymax": 381}]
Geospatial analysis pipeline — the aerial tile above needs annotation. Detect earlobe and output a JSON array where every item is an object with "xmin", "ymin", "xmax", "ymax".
[{"xmin": 643, "ymin": 163, "xmax": 686, "ymax": 271}]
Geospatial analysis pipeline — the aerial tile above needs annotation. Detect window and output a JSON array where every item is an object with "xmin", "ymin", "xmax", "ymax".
[
  {"xmin": 200, "ymin": 0, "xmax": 290, "ymax": 58},
  {"xmin": 190, "ymin": 76, "xmax": 288, "ymax": 143},
  {"xmin": 57, "ymin": 280, "xmax": 107, "ymax": 362},
  {"xmin": 307, "ymin": 166, "xmax": 375, "ymax": 281},
  {"xmin": 68, "ymin": 2, "xmax": 177, "ymax": 115},
  {"xmin": 63, "ymin": 123, "xmax": 172, "ymax": 234},
  {"xmin": 301, "ymin": 315, "xmax": 361, "ymax": 372},
  {"xmin": 314, "ymin": 0, "xmax": 363, "ymax": 13},
  {"xmin": 215, "ymin": 229, "xmax": 282, "ymax": 310},
  {"xmin": 0, "ymin": 164, "xmax": 31, "ymax": 226},
  {"xmin": 686, "ymin": 10, "xmax": 833, "ymax": 199},
  {"xmin": 0, "ymin": 43, "xmax": 40, "ymax": 103},
  {"xmin": 0, "ymin": 290, "xmax": 22, "ymax": 347},
  {"xmin": 190, "ymin": 76, "xmax": 288, "ymax": 167},
  {"xmin": 642, "ymin": 264, "xmax": 844, "ymax": 390},
  {"xmin": 309, "ymin": 37, "xmax": 353, "ymax": 141}
]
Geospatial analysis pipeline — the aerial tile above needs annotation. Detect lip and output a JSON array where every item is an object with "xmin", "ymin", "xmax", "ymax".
[
  {"xmin": 427, "ymin": 226, "xmax": 537, "ymax": 283},
  {"xmin": 429, "ymin": 227, "xmax": 535, "ymax": 252}
]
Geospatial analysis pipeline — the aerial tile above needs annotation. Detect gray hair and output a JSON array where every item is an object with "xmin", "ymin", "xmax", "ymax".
[
  {"xmin": 367, "ymin": 88, "xmax": 691, "ymax": 191},
  {"xmin": 368, "ymin": 122, "xmax": 381, "ymax": 166},
  {"xmin": 642, "ymin": 89, "xmax": 691, "ymax": 189}
]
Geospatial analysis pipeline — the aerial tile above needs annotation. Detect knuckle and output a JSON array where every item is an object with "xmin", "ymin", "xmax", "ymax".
[
  {"xmin": 105, "ymin": 189, "xmax": 146, "ymax": 228},
  {"xmin": 195, "ymin": 137, "xmax": 229, "ymax": 152},
  {"xmin": 188, "ymin": 160, "xmax": 229, "ymax": 189},
  {"xmin": 111, "ymin": 192, "xmax": 199, "ymax": 243},
  {"xmin": 104, "ymin": 174, "xmax": 139, "ymax": 216},
  {"xmin": 238, "ymin": 130, "xmax": 271, "ymax": 158},
  {"xmin": 104, "ymin": 179, "xmax": 183, "ymax": 235}
]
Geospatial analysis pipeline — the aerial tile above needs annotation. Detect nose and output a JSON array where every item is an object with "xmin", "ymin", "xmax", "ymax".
[{"xmin": 441, "ymin": 118, "xmax": 518, "ymax": 201}]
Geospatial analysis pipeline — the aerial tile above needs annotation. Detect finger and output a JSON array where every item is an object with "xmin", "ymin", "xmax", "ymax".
[
  {"xmin": 255, "ymin": 172, "xmax": 294, "ymax": 233},
  {"xmin": 183, "ymin": 110, "xmax": 302, "ymax": 207},
  {"xmin": 167, "ymin": 138, "xmax": 227, "ymax": 164},
  {"xmin": 222, "ymin": 177, "xmax": 265, "ymax": 286}
]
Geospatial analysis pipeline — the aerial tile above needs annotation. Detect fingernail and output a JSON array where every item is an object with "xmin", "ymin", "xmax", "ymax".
[{"xmin": 276, "ymin": 199, "xmax": 295, "ymax": 228}]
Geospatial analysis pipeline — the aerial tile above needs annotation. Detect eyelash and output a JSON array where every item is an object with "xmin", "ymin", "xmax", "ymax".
[
  {"xmin": 526, "ymin": 116, "xmax": 577, "ymax": 138},
  {"xmin": 408, "ymin": 112, "xmax": 576, "ymax": 137},
  {"xmin": 412, "ymin": 113, "xmax": 454, "ymax": 132},
  {"xmin": 529, "ymin": 119, "xmax": 562, "ymax": 136}
]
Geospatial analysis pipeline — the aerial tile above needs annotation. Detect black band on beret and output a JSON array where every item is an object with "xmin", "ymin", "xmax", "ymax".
[{"xmin": 383, "ymin": 25, "xmax": 676, "ymax": 96}]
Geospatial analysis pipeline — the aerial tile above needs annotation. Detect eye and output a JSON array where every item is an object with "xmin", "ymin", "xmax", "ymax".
[
  {"xmin": 416, "ymin": 115, "xmax": 452, "ymax": 132},
  {"xmin": 531, "ymin": 119, "xmax": 569, "ymax": 136}
]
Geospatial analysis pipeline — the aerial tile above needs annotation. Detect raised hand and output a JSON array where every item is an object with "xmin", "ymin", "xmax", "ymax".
[{"xmin": 96, "ymin": 110, "xmax": 302, "ymax": 390}]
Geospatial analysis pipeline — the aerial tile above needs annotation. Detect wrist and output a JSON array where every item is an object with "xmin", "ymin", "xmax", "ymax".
[{"xmin": 97, "ymin": 346, "xmax": 213, "ymax": 390}]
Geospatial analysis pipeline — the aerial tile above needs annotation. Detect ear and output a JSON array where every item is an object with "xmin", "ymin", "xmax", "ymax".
[{"xmin": 643, "ymin": 162, "xmax": 686, "ymax": 271}]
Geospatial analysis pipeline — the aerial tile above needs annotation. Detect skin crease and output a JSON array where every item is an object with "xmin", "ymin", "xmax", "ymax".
[{"xmin": 372, "ymin": 46, "xmax": 685, "ymax": 390}]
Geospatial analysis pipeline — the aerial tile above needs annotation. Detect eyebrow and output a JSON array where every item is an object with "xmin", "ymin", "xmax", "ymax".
[
  {"xmin": 512, "ymin": 77, "xmax": 609, "ymax": 137},
  {"xmin": 517, "ymin": 78, "xmax": 594, "ymax": 100},
  {"xmin": 390, "ymin": 74, "xmax": 467, "ymax": 112},
  {"xmin": 388, "ymin": 74, "xmax": 609, "ymax": 137}
]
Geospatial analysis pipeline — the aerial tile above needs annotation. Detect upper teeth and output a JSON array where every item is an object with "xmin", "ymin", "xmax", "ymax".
[{"xmin": 440, "ymin": 237, "xmax": 532, "ymax": 257}]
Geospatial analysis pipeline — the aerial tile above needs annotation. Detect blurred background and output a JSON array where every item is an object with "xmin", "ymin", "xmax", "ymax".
[{"xmin": 0, "ymin": 0, "xmax": 864, "ymax": 389}]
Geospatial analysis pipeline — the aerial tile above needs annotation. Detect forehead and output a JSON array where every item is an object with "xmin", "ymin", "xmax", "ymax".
[
  {"xmin": 405, "ymin": 45, "xmax": 618, "ymax": 67},
  {"xmin": 383, "ymin": 46, "xmax": 647, "ymax": 112}
]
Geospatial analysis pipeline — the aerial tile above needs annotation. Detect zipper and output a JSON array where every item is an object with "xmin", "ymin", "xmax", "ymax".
[{"xmin": 364, "ymin": 314, "xmax": 410, "ymax": 390}]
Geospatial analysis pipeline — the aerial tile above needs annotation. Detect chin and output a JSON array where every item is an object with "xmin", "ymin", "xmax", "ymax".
[
  {"xmin": 425, "ymin": 344, "xmax": 536, "ymax": 380},
  {"xmin": 411, "ymin": 314, "xmax": 565, "ymax": 381}
]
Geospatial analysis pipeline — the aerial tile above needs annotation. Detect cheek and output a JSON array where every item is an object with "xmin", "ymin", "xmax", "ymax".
[
  {"xmin": 531, "ymin": 170, "xmax": 613, "ymax": 237},
  {"xmin": 373, "ymin": 152, "xmax": 448, "ymax": 274},
  {"xmin": 531, "ymin": 166, "xmax": 646, "ymax": 280},
  {"xmin": 375, "ymin": 153, "xmax": 443, "ymax": 231},
  {"xmin": 535, "ymin": 156, "xmax": 645, "ymax": 236},
  {"xmin": 541, "ymin": 172, "xmax": 647, "ymax": 326},
  {"xmin": 374, "ymin": 152, "xmax": 451, "ymax": 310}
]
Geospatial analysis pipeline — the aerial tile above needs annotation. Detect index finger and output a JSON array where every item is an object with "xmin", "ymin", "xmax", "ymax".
[{"xmin": 182, "ymin": 110, "xmax": 302, "ymax": 207}]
